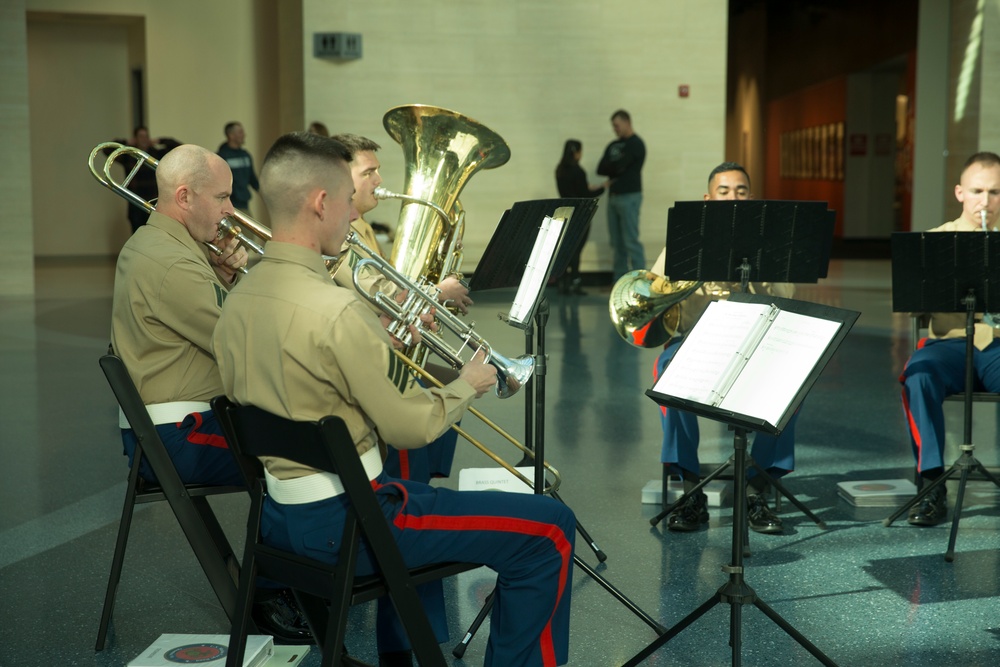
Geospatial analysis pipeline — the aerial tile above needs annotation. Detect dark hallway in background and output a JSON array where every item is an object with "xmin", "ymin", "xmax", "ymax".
[{"xmin": 728, "ymin": 0, "xmax": 920, "ymax": 258}]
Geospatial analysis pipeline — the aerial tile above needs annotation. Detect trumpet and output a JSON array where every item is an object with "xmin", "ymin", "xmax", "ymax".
[
  {"xmin": 88, "ymin": 141, "xmax": 265, "ymax": 271},
  {"xmin": 346, "ymin": 231, "xmax": 534, "ymax": 399}
]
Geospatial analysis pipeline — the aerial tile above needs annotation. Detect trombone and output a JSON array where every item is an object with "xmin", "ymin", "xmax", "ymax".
[
  {"xmin": 88, "ymin": 141, "xmax": 266, "ymax": 269},
  {"xmin": 345, "ymin": 231, "xmax": 559, "ymax": 494}
]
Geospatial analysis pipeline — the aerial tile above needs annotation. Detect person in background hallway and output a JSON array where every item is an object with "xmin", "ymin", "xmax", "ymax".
[
  {"xmin": 555, "ymin": 139, "xmax": 607, "ymax": 295},
  {"xmin": 648, "ymin": 162, "xmax": 796, "ymax": 534},
  {"xmin": 899, "ymin": 151, "xmax": 1000, "ymax": 527},
  {"xmin": 597, "ymin": 109, "xmax": 646, "ymax": 281},
  {"xmin": 308, "ymin": 121, "xmax": 330, "ymax": 136},
  {"xmin": 110, "ymin": 144, "xmax": 310, "ymax": 643},
  {"xmin": 105, "ymin": 126, "xmax": 181, "ymax": 233},
  {"xmin": 217, "ymin": 121, "xmax": 259, "ymax": 212},
  {"xmin": 213, "ymin": 131, "xmax": 576, "ymax": 667}
]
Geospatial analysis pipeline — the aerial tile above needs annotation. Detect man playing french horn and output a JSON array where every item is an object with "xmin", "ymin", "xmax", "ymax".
[{"xmin": 648, "ymin": 162, "xmax": 797, "ymax": 534}]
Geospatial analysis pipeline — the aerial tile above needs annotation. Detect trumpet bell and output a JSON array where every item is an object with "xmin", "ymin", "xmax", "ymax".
[{"xmin": 492, "ymin": 352, "xmax": 535, "ymax": 399}]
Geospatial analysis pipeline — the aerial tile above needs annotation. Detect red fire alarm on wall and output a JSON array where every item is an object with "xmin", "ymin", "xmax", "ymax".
[{"xmin": 678, "ymin": 85, "xmax": 690, "ymax": 98}]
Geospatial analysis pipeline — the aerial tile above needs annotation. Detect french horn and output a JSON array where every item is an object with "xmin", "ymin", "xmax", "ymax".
[{"xmin": 609, "ymin": 271, "xmax": 704, "ymax": 348}]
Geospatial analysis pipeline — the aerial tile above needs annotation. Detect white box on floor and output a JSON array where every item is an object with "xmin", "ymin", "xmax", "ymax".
[
  {"xmin": 127, "ymin": 634, "xmax": 272, "ymax": 667},
  {"xmin": 459, "ymin": 467, "xmax": 535, "ymax": 493},
  {"xmin": 641, "ymin": 479, "xmax": 731, "ymax": 507},
  {"xmin": 836, "ymin": 478, "xmax": 917, "ymax": 507}
]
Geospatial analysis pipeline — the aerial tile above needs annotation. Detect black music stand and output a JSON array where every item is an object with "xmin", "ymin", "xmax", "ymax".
[
  {"xmin": 628, "ymin": 292, "xmax": 856, "ymax": 667},
  {"xmin": 455, "ymin": 198, "xmax": 665, "ymax": 658},
  {"xmin": 883, "ymin": 231, "xmax": 1000, "ymax": 561},
  {"xmin": 650, "ymin": 200, "xmax": 836, "ymax": 530}
]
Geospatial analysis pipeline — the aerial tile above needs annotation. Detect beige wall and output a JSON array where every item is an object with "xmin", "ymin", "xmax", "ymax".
[
  {"xmin": 301, "ymin": 0, "xmax": 730, "ymax": 272},
  {"xmin": 1, "ymin": 0, "xmax": 34, "ymax": 296},
  {"xmin": 4, "ymin": 0, "xmax": 729, "ymax": 294},
  {"xmin": 19, "ymin": 0, "xmax": 276, "ymax": 266}
]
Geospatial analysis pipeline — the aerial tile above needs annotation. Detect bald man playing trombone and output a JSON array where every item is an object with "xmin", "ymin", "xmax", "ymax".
[{"xmin": 110, "ymin": 144, "xmax": 312, "ymax": 644}]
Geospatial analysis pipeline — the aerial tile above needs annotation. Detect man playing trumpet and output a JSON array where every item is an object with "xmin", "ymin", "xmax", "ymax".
[
  {"xmin": 899, "ymin": 151, "xmax": 1000, "ymax": 526},
  {"xmin": 213, "ymin": 132, "xmax": 576, "ymax": 667},
  {"xmin": 648, "ymin": 162, "xmax": 796, "ymax": 534}
]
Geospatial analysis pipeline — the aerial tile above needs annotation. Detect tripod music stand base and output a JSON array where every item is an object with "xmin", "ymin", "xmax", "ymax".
[
  {"xmin": 622, "ymin": 581, "xmax": 839, "ymax": 667},
  {"xmin": 883, "ymin": 448, "xmax": 1000, "ymax": 561},
  {"xmin": 630, "ymin": 428, "xmax": 838, "ymax": 667}
]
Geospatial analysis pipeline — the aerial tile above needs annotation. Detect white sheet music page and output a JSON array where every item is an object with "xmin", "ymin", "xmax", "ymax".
[
  {"xmin": 720, "ymin": 309, "xmax": 841, "ymax": 425},
  {"xmin": 652, "ymin": 300, "xmax": 774, "ymax": 405},
  {"xmin": 509, "ymin": 215, "xmax": 565, "ymax": 325}
]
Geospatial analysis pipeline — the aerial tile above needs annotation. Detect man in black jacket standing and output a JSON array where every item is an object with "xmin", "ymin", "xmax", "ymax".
[{"xmin": 598, "ymin": 109, "xmax": 646, "ymax": 281}]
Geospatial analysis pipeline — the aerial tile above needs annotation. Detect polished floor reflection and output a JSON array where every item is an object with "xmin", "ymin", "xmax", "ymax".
[{"xmin": 1, "ymin": 258, "xmax": 999, "ymax": 666}]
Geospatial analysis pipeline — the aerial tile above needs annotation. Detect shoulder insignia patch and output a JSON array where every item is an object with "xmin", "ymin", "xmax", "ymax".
[
  {"xmin": 386, "ymin": 349, "xmax": 409, "ymax": 394},
  {"xmin": 213, "ymin": 283, "xmax": 227, "ymax": 308}
]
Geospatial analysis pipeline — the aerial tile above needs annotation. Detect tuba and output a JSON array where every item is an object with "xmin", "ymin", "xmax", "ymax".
[
  {"xmin": 380, "ymin": 104, "xmax": 510, "ymax": 284},
  {"xmin": 609, "ymin": 271, "xmax": 704, "ymax": 348}
]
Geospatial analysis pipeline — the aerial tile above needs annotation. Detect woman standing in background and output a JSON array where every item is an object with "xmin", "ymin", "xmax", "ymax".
[{"xmin": 555, "ymin": 139, "xmax": 607, "ymax": 294}]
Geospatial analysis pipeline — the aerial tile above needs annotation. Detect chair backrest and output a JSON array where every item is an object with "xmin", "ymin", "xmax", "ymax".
[
  {"xmin": 211, "ymin": 396, "xmax": 381, "ymax": 514},
  {"xmin": 211, "ymin": 396, "xmax": 353, "ymax": 474}
]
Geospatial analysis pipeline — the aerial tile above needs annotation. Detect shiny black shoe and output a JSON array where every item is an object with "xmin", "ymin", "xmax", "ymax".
[
  {"xmin": 379, "ymin": 650, "xmax": 414, "ymax": 667},
  {"xmin": 907, "ymin": 486, "xmax": 947, "ymax": 526},
  {"xmin": 252, "ymin": 588, "xmax": 314, "ymax": 645},
  {"xmin": 747, "ymin": 493, "xmax": 783, "ymax": 534},
  {"xmin": 667, "ymin": 491, "xmax": 709, "ymax": 532}
]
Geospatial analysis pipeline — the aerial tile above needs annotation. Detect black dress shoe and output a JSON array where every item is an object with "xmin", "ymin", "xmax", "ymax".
[
  {"xmin": 907, "ymin": 486, "xmax": 947, "ymax": 526},
  {"xmin": 747, "ymin": 493, "xmax": 783, "ymax": 534},
  {"xmin": 667, "ymin": 491, "xmax": 709, "ymax": 531},
  {"xmin": 252, "ymin": 589, "xmax": 314, "ymax": 645},
  {"xmin": 379, "ymin": 650, "xmax": 414, "ymax": 667}
]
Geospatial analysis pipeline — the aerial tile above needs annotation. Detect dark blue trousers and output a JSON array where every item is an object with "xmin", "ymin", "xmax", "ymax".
[
  {"xmin": 121, "ymin": 410, "xmax": 242, "ymax": 487},
  {"xmin": 900, "ymin": 337, "xmax": 1000, "ymax": 472},
  {"xmin": 262, "ymin": 475, "xmax": 575, "ymax": 666}
]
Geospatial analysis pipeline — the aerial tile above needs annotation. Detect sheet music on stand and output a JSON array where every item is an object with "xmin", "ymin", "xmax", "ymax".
[
  {"xmin": 505, "ymin": 215, "xmax": 565, "ymax": 327},
  {"xmin": 470, "ymin": 198, "xmax": 599, "ymax": 292},
  {"xmin": 649, "ymin": 293, "xmax": 854, "ymax": 434},
  {"xmin": 470, "ymin": 197, "xmax": 599, "ymax": 328}
]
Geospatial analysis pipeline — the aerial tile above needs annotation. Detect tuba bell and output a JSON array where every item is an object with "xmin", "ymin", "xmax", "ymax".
[
  {"xmin": 609, "ymin": 271, "xmax": 703, "ymax": 348},
  {"xmin": 380, "ymin": 104, "xmax": 511, "ymax": 284}
]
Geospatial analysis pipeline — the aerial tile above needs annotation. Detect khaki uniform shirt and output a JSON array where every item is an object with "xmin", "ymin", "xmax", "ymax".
[
  {"xmin": 110, "ymin": 211, "xmax": 231, "ymax": 403},
  {"xmin": 649, "ymin": 246, "xmax": 795, "ymax": 336},
  {"xmin": 924, "ymin": 216, "xmax": 1000, "ymax": 350},
  {"xmin": 212, "ymin": 241, "xmax": 476, "ymax": 480}
]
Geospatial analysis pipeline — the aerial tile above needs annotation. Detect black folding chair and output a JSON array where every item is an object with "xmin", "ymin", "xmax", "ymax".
[
  {"xmin": 95, "ymin": 354, "xmax": 244, "ymax": 650},
  {"xmin": 212, "ymin": 395, "xmax": 477, "ymax": 667}
]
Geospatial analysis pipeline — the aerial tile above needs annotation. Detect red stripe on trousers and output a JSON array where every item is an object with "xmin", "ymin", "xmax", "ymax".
[
  {"xmin": 392, "ymin": 511, "xmax": 572, "ymax": 667},
  {"xmin": 899, "ymin": 348, "xmax": 924, "ymax": 470},
  {"xmin": 398, "ymin": 449, "xmax": 411, "ymax": 479},
  {"xmin": 182, "ymin": 412, "xmax": 229, "ymax": 450}
]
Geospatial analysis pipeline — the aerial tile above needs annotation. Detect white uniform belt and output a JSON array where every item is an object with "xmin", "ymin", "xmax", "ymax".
[
  {"xmin": 119, "ymin": 401, "xmax": 212, "ymax": 429},
  {"xmin": 264, "ymin": 446, "xmax": 384, "ymax": 504}
]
